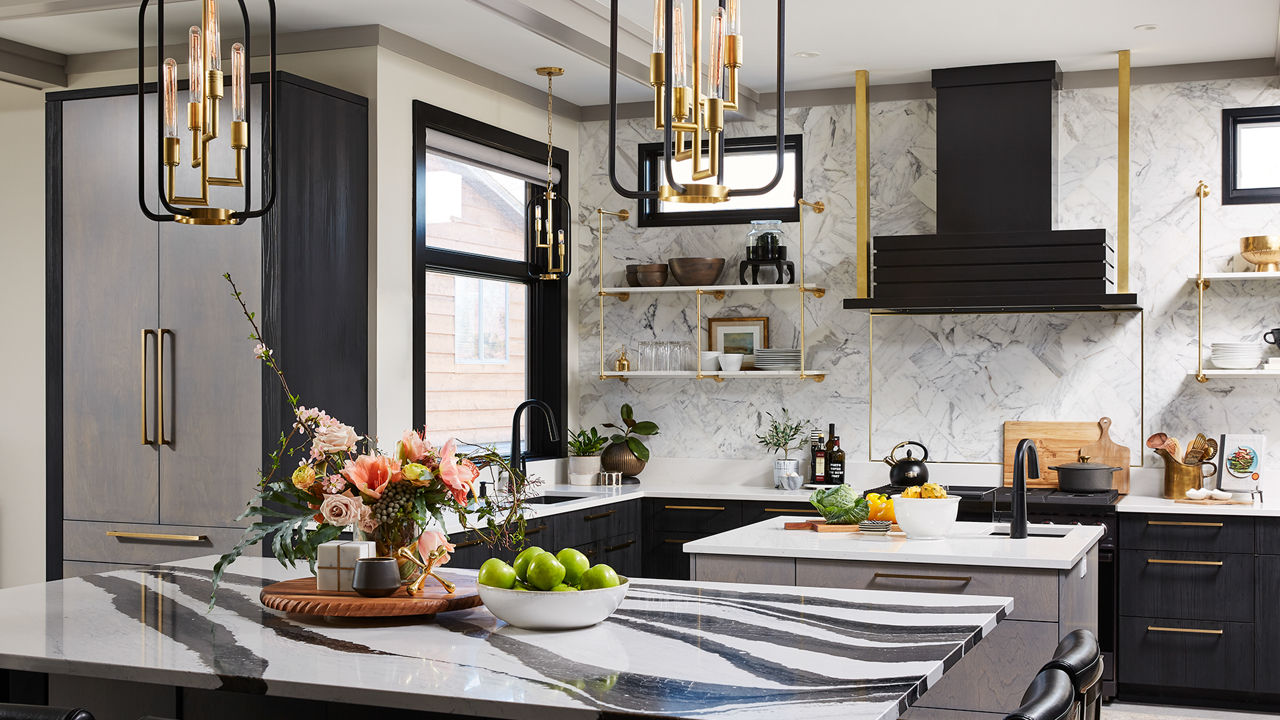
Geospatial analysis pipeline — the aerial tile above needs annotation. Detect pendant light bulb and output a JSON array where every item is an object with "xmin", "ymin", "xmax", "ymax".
[
  {"xmin": 708, "ymin": 7, "xmax": 724, "ymax": 99},
  {"xmin": 651, "ymin": 0, "xmax": 664, "ymax": 53},
  {"xmin": 726, "ymin": 0, "xmax": 741, "ymax": 36},
  {"xmin": 205, "ymin": 0, "xmax": 221, "ymax": 72},
  {"xmin": 162, "ymin": 58, "xmax": 179, "ymax": 138},
  {"xmin": 187, "ymin": 26, "xmax": 204, "ymax": 105},
  {"xmin": 231, "ymin": 42, "xmax": 246, "ymax": 122},
  {"xmin": 671, "ymin": 1, "xmax": 687, "ymax": 89}
]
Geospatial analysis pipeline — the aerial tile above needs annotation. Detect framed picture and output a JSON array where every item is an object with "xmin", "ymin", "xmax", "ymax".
[{"xmin": 707, "ymin": 316, "xmax": 769, "ymax": 356}]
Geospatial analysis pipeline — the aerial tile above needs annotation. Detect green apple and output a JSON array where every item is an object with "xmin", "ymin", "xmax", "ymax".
[
  {"xmin": 477, "ymin": 558, "xmax": 517, "ymax": 589},
  {"xmin": 526, "ymin": 552, "xmax": 567, "ymax": 591},
  {"xmin": 556, "ymin": 548, "xmax": 591, "ymax": 586},
  {"xmin": 512, "ymin": 546, "xmax": 544, "ymax": 582},
  {"xmin": 579, "ymin": 564, "xmax": 621, "ymax": 590},
  {"xmin": 551, "ymin": 583, "xmax": 578, "ymax": 592}
]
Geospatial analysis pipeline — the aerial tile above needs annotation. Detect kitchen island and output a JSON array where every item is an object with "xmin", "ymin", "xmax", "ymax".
[
  {"xmin": 0, "ymin": 555, "xmax": 1012, "ymax": 720},
  {"xmin": 687, "ymin": 519, "xmax": 1104, "ymax": 719}
]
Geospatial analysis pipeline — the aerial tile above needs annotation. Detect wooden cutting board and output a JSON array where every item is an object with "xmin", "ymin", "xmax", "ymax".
[
  {"xmin": 260, "ymin": 576, "xmax": 481, "ymax": 618},
  {"xmin": 1002, "ymin": 417, "xmax": 1131, "ymax": 493}
]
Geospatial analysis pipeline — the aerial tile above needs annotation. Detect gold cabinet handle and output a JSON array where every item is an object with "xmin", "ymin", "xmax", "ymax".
[
  {"xmin": 157, "ymin": 328, "xmax": 173, "ymax": 446},
  {"xmin": 107, "ymin": 531, "xmax": 207, "ymax": 542},
  {"xmin": 140, "ymin": 329, "xmax": 156, "ymax": 445},
  {"xmin": 453, "ymin": 539, "xmax": 483, "ymax": 549},
  {"xmin": 873, "ymin": 572, "xmax": 973, "ymax": 584},
  {"xmin": 584, "ymin": 510, "xmax": 616, "ymax": 521},
  {"xmin": 1147, "ymin": 625, "xmax": 1224, "ymax": 636},
  {"xmin": 605, "ymin": 540, "xmax": 635, "ymax": 552},
  {"xmin": 1147, "ymin": 558, "xmax": 1224, "ymax": 566},
  {"xmin": 664, "ymin": 505, "xmax": 725, "ymax": 511},
  {"xmin": 765, "ymin": 508, "xmax": 820, "ymax": 514},
  {"xmin": 1147, "ymin": 520, "xmax": 1224, "ymax": 528},
  {"xmin": 525, "ymin": 524, "xmax": 548, "ymax": 536},
  {"xmin": 663, "ymin": 538, "xmax": 688, "ymax": 544}
]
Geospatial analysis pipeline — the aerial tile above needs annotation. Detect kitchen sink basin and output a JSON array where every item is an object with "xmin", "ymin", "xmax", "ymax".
[
  {"xmin": 524, "ymin": 494, "xmax": 591, "ymax": 504},
  {"xmin": 986, "ymin": 525, "xmax": 1074, "ymax": 538}
]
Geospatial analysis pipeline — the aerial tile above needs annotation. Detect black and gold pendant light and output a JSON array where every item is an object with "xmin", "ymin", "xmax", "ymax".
[
  {"xmin": 608, "ymin": 0, "xmax": 786, "ymax": 204},
  {"xmin": 529, "ymin": 66, "xmax": 571, "ymax": 280},
  {"xmin": 137, "ymin": 0, "xmax": 277, "ymax": 225}
]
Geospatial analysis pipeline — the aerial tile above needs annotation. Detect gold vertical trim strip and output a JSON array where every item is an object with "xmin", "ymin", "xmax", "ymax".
[
  {"xmin": 598, "ymin": 209, "xmax": 606, "ymax": 380},
  {"xmin": 855, "ymin": 70, "xmax": 871, "ymax": 299},
  {"xmin": 1117, "ymin": 50, "xmax": 1131, "ymax": 294}
]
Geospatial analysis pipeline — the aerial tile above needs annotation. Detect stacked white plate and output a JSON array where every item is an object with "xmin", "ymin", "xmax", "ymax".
[
  {"xmin": 1210, "ymin": 342, "xmax": 1265, "ymax": 369},
  {"xmin": 755, "ymin": 348, "xmax": 802, "ymax": 371}
]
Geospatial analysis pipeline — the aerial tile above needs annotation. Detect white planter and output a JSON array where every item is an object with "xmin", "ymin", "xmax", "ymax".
[
  {"xmin": 773, "ymin": 458, "xmax": 802, "ymax": 490},
  {"xmin": 568, "ymin": 455, "xmax": 602, "ymax": 485}
]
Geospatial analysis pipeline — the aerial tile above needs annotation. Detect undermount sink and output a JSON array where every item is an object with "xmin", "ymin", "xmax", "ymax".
[
  {"xmin": 524, "ymin": 494, "xmax": 591, "ymax": 505},
  {"xmin": 986, "ymin": 525, "xmax": 1074, "ymax": 538}
]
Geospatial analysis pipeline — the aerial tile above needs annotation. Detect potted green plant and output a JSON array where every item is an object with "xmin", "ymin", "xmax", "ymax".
[
  {"xmin": 601, "ymin": 403, "xmax": 659, "ymax": 477},
  {"xmin": 756, "ymin": 409, "xmax": 811, "ymax": 489},
  {"xmin": 567, "ymin": 426, "xmax": 609, "ymax": 485}
]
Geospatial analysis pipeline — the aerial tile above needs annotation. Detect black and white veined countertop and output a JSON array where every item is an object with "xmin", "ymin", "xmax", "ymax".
[{"xmin": 0, "ymin": 556, "xmax": 1011, "ymax": 720}]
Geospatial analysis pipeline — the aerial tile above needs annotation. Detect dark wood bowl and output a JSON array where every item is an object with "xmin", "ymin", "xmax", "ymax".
[
  {"xmin": 668, "ymin": 257, "xmax": 725, "ymax": 286},
  {"xmin": 635, "ymin": 268, "xmax": 668, "ymax": 286}
]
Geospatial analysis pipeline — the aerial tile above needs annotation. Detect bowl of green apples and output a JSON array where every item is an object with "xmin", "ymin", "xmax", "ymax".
[{"xmin": 476, "ymin": 546, "xmax": 629, "ymax": 630}]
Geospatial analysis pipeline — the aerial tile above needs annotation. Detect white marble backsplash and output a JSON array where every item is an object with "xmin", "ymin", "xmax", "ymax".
[{"xmin": 576, "ymin": 75, "xmax": 1280, "ymax": 469}]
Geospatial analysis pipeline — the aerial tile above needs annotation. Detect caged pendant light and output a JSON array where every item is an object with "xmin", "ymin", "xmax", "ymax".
[
  {"xmin": 529, "ymin": 66, "xmax": 572, "ymax": 280},
  {"xmin": 137, "ymin": 0, "xmax": 277, "ymax": 226},
  {"xmin": 607, "ymin": 0, "xmax": 787, "ymax": 204}
]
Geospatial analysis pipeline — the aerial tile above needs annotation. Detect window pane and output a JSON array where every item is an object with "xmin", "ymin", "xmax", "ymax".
[
  {"xmin": 1237, "ymin": 122, "xmax": 1280, "ymax": 189},
  {"xmin": 425, "ymin": 151, "xmax": 528, "ymax": 260},
  {"xmin": 426, "ymin": 272, "xmax": 527, "ymax": 453},
  {"xmin": 658, "ymin": 148, "xmax": 798, "ymax": 213}
]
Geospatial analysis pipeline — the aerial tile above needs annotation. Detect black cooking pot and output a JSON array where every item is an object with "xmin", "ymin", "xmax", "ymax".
[{"xmin": 1050, "ymin": 456, "xmax": 1121, "ymax": 493}]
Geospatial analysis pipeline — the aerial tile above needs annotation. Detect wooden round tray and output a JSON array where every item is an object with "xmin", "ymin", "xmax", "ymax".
[{"xmin": 260, "ymin": 576, "xmax": 482, "ymax": 618}]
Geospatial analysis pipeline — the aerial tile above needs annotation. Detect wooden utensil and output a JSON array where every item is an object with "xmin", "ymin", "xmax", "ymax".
[
  {"xmin": 1146, "ymin": 433, "xmax": 1182, "ymax": 465},
  {"xmin": 1078, "ymin": 417, "xmax": 1132, "ymax": 495},
  {"xmin": 260, "ymin": 576, "xmax": 481, "ymax": 618},
  {"xmin": 1184, "ymin": 433, "xmax": 1213, "ymax": 464},
  {"xmin": 1003, "ymin": 418, "xmax": 1130, "ymax": 491}
]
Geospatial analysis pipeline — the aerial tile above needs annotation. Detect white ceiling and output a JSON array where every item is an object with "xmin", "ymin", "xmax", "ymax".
[{"xmin": 0, "ymin": 0, "xmax": 1276, "ymax": 106}]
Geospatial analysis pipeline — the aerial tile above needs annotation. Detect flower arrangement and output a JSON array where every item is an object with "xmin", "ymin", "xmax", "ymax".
[{"xmin": 210, "ymin": 274, "xmax": 531, "ymax": 605}]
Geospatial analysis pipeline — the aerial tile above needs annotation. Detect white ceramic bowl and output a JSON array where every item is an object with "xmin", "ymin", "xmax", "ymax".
[
  {"xmin": 890, "ymin": 495, "xmax": 961, "ymax": 539},
  {"xmin": 718, "ymin": 353, "xmax": 744, "ymax": 372},
  {"xmin": 699, "ymin": 351, "xmax": 721, "ymax": 369},
  {"xmin": 1211, "ymin": 356, "xmax": 1262, "ymax": 369},
  {"xmin": 478, "ymin": 579, "xmax": 630, "ymax": 630}
]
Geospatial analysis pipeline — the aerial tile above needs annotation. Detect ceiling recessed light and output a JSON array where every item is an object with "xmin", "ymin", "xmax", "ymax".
[
  {"xmin": 1133, "ymin": 23, "xmax": 1158, "ymax": 31},
  {"xmin": 793, "ymin": 50, "xmax": 821, "ymax": 59}
]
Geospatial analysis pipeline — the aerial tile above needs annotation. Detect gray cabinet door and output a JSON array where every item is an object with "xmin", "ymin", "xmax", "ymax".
[{"xmin": 61, "ymin": 94, "xmax": 160, "ymax": 523}]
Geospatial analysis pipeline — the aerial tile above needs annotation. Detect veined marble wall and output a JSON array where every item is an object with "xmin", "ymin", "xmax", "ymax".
[{"xmin": 575, "ymin": 76, "xmax": 1280, "ymax": 467}]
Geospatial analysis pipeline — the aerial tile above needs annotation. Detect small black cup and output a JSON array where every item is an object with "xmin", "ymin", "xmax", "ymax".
[
  {"xmin": 1265, "ymin": 328, "xmax": 1280, "ymax": 347},
  {"xmin": 352, "ymin": 557, "xmax": 401, "ymax": 597}
]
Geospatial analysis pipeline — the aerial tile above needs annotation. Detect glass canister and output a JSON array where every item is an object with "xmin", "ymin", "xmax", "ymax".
[{"xmin": 747, "ymin": 220, "xmax": 785, "ymax": 260}]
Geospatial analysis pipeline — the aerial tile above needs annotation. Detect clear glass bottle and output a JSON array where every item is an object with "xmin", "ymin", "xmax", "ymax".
[{"xmin": 747, "ymin": 219, "xmax": 785, "ymax": 260}]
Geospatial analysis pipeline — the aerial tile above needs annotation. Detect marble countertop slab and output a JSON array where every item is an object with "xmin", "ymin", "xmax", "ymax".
[
  {"xmin": 1117, "ymin": 494, "xmax": 1280, "ymax": 517},
  {"xmin": 0, "ymin": 556, "xmax": 1011, "ymax": 720},
  {"xmin": 684, "ymin": 518, "xmax": 1104, "ymax": 571}
]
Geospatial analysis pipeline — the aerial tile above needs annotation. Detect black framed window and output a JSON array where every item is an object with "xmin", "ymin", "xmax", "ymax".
[
  {"xmin": 1223, "ymin": 105, "xmax": 1280, "ymax": 205},
  {"xmin": 412, "ymin": 101, "xmax": 567, "ymax": 460},
  {"xmin": 637, "ymin": 133, "xmax": 803, "ymax": 227}
]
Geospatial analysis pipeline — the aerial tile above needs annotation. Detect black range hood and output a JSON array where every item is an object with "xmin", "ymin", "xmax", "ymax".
[{"xmin": 845, "ymin": 61, "xmax": 1139, "ymax": 314}]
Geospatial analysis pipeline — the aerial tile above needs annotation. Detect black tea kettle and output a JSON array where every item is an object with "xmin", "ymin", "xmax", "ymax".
[{"xmin": 884, "ymin": 441, "xmax": 930, "ymax": 487}]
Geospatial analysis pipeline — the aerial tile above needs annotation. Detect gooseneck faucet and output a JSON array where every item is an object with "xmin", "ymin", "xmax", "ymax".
[
  {"xmin": 510, "ymin": 399, "xmax": 559, "ymax": 481},
  {"xmin": 1011, "ymin": 438, "xmax": 1040, "ymax": 539}
]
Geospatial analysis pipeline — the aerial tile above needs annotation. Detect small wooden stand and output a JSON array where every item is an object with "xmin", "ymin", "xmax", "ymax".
[{"xmin": 260, "ymin": 576, "xmax": 481, "ymax": 618}]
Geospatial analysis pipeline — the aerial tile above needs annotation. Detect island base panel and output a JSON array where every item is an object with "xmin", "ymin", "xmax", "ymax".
[
  {"xmin": 689, "ymin": 553, "xmax": 796, "ymax": 585},
  {"xmin": 911, "ymin": 619, "xmax": 1059, "ymax": 714}
]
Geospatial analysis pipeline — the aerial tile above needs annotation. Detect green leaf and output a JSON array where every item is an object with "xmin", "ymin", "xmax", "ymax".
[
  {"xmin": 626, "ymin": 436, "xmax": 650, "ymax": 462},
  {"xmin": 631, "ymin": 421, "xmax": 659, "ymax": 436},
  {"xmin": 610, "ymin": 434, "xmax": 626, "ymax": 444},
  {"xmin": 620, "ymin": 403, "xmax": 634, "ymax": 422}
]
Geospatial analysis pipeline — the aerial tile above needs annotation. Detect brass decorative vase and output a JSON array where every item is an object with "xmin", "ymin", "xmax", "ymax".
[
  {"xmin": 601, "ymin": 442, "xmax": 646, "ymax": 477},
  {"xmin": 1155, "ymin": 448, "xmax": 1217, "ymax": 499}
]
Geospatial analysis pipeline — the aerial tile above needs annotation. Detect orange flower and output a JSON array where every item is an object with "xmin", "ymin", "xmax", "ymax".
[
  {"xmin": 341, "ymin": 454, "xmax": 402, "ymax": 501},
  {"xmin": 437, "ymin": 439, "xmax": 479, "ymax": 505},
  {"xmin": 417, "ymin": 529, "xmax": 455, "ymax": 566}
]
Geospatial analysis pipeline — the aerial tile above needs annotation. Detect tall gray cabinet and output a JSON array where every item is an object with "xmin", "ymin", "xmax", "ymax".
[{"xmin": 48, "ymin": 73, "xmax": 369, "ymax": 579}]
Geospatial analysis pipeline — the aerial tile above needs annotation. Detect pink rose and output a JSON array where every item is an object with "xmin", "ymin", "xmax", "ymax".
[
  {"xmin": 313, "ymin": 422, "xmax": 359, "ymax": 456},
  {"xmin": 318, "ymin": 493, "xmax": 363, "ymax": 527},
  {"xmin": 398, "ymin": 428, "xmax": 433, "ymax": 463},
  {"xmin": 417, "ymin": 530, "xmax": 455, "ymax": 567},
  {"xmin": 357, "ymin": 504, "xmax": 379, "ymax": 535},
  {"xmin": 341, "ymin": 454, "xmax": 402, "ymax": 500},
  {"xmin": 437, "ymin": 438, "xmax": 480, "ymax": 506}
]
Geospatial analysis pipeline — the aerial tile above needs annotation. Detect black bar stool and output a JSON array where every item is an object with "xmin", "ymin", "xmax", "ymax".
[
  {"xmin": 1003, "ymin": 668, "xmax": 1078, "ymax": 720},
  {"xmin": 1043, "ymin": 629, "xmax": 1103, "ymax": 720},
  {"xmin": 0, "ymin": 706, "xmax": 94, "ymax": 720}
]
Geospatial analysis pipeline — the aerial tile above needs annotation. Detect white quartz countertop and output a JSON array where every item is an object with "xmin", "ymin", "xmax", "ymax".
[
  {"xmin": 0, "ymin": 556, "xmax": 1013, "ymax": 720},
  {"xmin": 684, "ymin": 518, "xmax": 1104, "ymax": 571},
  {"xmin": 1117, "ymin": 494, "xmax": 1280, "ymax": 517}
]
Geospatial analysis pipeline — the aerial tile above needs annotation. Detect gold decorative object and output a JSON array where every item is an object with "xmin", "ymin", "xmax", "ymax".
[
  {"xmin": 533, "ymin": 66, "xmax": 570, "ymax": 280},
  {"xmin": 614, "ymin": 348, "xmax": 631, "ymax": 372},
  {"xmin": 397, "ymin": 545, "xmax": 456, "ymax": 596},
  {"xmin": 1241, "ymin": 235, "xmax": 1280, "ymax": 272}
]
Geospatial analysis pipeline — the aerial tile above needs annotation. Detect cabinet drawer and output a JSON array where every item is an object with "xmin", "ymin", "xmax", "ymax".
[
  {"xmin": 599, "ymin": 532, "xmax": 641, "ymax": 578},
  {"xmin": 446, "ymin": 531, "xmax": 492, "ymax": 569},
  {"xmin": 741, "ymin": 501, "xmax": 822, "ymax": 525},
  {"xmin": 1118, "ymin": 550, "xmax": 1253, "ymax": 622},
  {"xmin": 648, "ymin": 499, "xmax": 741, "ymax": 533},
  {"xmin": 1257, "ymin": 518, "xmax": 1280, "ymax": 555},
  {"xmin": 796, "ymin": 559, "xmax": 1059, "ymax": 622},
  {"xmin": 1121, "ymin": 514, "xmax": 1254, "ymax": 553},
  {"xmin": 559, "ymin": 499, "xmax": 640, "ymax": 543},
  {"xmin": 643, "ymin": 531, "xmax": 701, "ymax": 580},
  {"xmin": 64, "ymin": 520, "xmax": 247, "ymax": 566},
  {"xmin": 1118, "ymin": 616, "xmax": 1253, "ymax": 692}
]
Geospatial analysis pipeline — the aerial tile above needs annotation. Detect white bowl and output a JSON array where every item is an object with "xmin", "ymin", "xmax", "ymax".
[
  {"xmin": 890, "ymin": 495, "xmax": 961, "ymax": 539},
  {"xmin": 699, "ymin": 351, "xmax": 721, "ymax": 369},
  {"xmin": 718, "ymin": 353, "xmax": 744, "ymax": 372},
  {"xmin": 1211, "ymin": 357, "xmax": 1262, "ymax": 369},
  {"xmin": 478, "ymin": 579, "xmax": 630, "ymax": 630}
]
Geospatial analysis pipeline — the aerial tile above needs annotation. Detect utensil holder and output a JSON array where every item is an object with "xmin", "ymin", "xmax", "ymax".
[{"xmin": 1155, "ymin": 448, "xmax": 1217, "ymax": 499}]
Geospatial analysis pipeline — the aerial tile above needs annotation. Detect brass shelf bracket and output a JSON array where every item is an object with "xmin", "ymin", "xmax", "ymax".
[
  {"xmin": 596, "ymin": 207, "xmax": 632, "ymax": 380},
  {"xmin": 797, "ymin": 197, "xmax": 825, "ymax": 381},
  {"xmin": 1193, "ymin": 180, "xmax": 1210, "ymax": 383}
]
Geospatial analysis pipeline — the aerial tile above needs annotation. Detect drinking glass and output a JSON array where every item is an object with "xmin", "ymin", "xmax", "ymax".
[
  {"xmin": 657, "ymin": 341, "xmax": 673, "ymax": 372},
  {"xmin": 637, "ymin": 341, "xmax": 654, "ymax": 372}
]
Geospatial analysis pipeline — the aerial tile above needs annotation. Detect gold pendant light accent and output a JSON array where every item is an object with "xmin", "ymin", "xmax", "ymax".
[{"xmin": 531, "ymin": 66, "xmax": 571, "ymax": 281}]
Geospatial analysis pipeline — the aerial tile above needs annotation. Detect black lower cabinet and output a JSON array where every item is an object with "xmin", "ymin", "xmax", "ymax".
[
  {"xmin": 1118, "ymin": 616, "xmax": 1254, "ymax": 692},
  {"xmin": 1257, "ymin": 555, "xmax": 1280, "ymax": 693}
]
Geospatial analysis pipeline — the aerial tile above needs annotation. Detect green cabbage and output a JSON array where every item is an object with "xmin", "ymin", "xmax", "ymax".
[{"xmin": 809, "ymin": 485, "xmax": 870, "ymax": 525}]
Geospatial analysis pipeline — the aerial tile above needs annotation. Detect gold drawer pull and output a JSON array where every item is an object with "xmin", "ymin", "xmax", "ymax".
[
  {"xmin": 663, "ymin": 538, "xmax": 688, "ymax": 544},
  {"xmin": 584, "ymin": 510, "xmax": 616, "ymax": 521},
  {"xmin": 873, "ymin": 572, "xmax": 972, "ymax": 584},
  {"xmin": 664, "ymin": 505, "xmax": 725, "ymax": 511},
  {"xmin": 454, "ymin": 539, "xmax": 483, "ymax": 549},
  {"xmin": 107, "ymin": 531, "xmax": 206, "ymax": 543},
  {"xmin": 1147, "ymin": 520, "xmax": 1224, "ymax": 528},
  {"xmin": 605, "ymin": 540, "xmax": 635, "ymax": 552},
  {"xmin": 1147, "ymin": 558, "xmax": 1224, "ymax": 566},
  {"xmin": 525, "ymin": 524, "xmax": 548, "ymax": 536},
  {"xmin": 140, "ymin": 329, "xmax": 155, "ymax": 445},
  {"xmin": 1147, "ymin": 625, "xmax": 1224, "ymax": 636},
  {"xmin": 765, "ymin": 508, "xmax": 820, "ymax": 514}
]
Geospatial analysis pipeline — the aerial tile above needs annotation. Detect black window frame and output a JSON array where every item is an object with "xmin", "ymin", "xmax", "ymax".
[
  {"xmin": 636, "ymin": 133, "xmax": 803, "ymax": 227},
  {"xmin": 1223, "ymin": 105, "xmax": 1280, "ymax": 205},
  {"xmin": 412, "ymin": 100, "xmax": 568, "ymax": 461}
]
